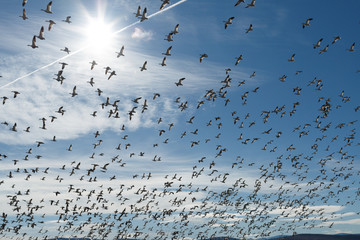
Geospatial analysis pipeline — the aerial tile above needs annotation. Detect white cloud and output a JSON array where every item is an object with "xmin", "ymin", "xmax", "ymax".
[{"xmin": 131, "ymin": 27, "xmax": 153, "ymax": 40}]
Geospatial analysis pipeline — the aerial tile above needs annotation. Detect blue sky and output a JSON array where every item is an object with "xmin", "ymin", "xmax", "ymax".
[{"xmin": 0, "ymin": 0, "xmax": 359, "ymax": 239}]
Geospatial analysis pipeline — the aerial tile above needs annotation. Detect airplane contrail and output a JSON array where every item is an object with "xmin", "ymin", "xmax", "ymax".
[{"xmin": 0, "ymin": 0, "xmax": 188, "ymax": 90}]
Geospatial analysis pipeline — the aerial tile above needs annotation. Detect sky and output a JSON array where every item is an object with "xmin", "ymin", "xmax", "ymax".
[{"xmin": 0, "ymin": 0, "xmax": 359, "ymax": 239}]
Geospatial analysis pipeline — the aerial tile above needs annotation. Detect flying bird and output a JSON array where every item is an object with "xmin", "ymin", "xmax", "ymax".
[
  {"xmin": 116, "ymin": 46, "xmax": 125, "ymax": 57},
  {"xmin": 37, "ymin": 26, "xmax": 45, "ymax": 40},
  {"xmin": 245, "ymin": 24, "xmax": 253, "ymax": 33},
  {"xmin": 347, "ymin": 42, "xmax": 355, "ymax": 52},
  {"xmin": 60, "ymin": 47, "xmax": 71, "ymax": 54},
  {"xmin": 175, "ymin": 78, "xmax": 185, "ymax": 86},
  {"xmin": 19, "ymin": 8, "xmax": 28, "ymax": 20},
  {"xmin": 235, "ymin": 55, "xmax": 243, "ymax": 65},
  {"xmin": 140, "ymin": 7, "xmax": 148, "ymax": 22},
  {"xmin": 22, "ymin": 0, "xmax": 27, "ymax": 7},
  {"xmin": 59, "ymin": 62, "xmax": 68, "ymax": 69},
  {"xmin": 319, "ymin": 45, "xmax": 329, "ymax": 54},
  {"xmin": 70, "ymin": 86, "xmax": 77, "ymax": 97},
  {"xmin": 46, "ymin": 20, "xmax": 56, "ymax": 31},
  {"xmin": 164, "ymin": 33, "xmax": 174, "ymax": 42},
  {"xmin": 134, "ymin": 6, "xmax": 142, "ymax": 18},
  {"xmin": 41, "ymin": 1, "xmax": 53, "ymax": 14},
  {"xmin": 200, "ymin": 53, "xmax": 208, "ymax": 63},
  {"xmin": 288, "ymin": 53, "xmax": 295, "ymax": 62},
  {"xmin": 171, "ymin": 24, "xmax": 179, "ymax": 35},
  {"xmin": 245, "ymin": 0, "xmax": 255, "ymax": 8},
  {"xmin": 62, "ymin": 16, "xmax": 71, "ymax": 23},
  {"xmin": 160, "ymin": 57, "xmax": 167, "ymax": 66},
  {"xmin": 224, "ymin": 17, "xmax": 235, "ymax": 29},
  {"xmin": 153, "ymin": 93, "xmax": 160, "ymax": 100},
  {"xmin": 160, "ymin": 0, "xmax": 170, "ymax": 10},
  {"xmin": 279, "ymin": 75, "xmax": 287, "ymax": 82},
  {"xmin": 12, "ymin": 91, "xmax": 20, "ymax": 98},
  {"xmin": 140, "ymin": 61, "xmax": 147, "ymax": 71},
  {"xmin": 87, "ymin": 77, "xmax": 95, "ymax": 87},
  {"xmin": 96, "ymin": 88, "xmax": 103, "ymax": 96},
  {"xmin": 162, "ymin": 46, "xmax": 172, "ymax": 56},
  {"xmin": 302, "ymin": 18, "xmax": 313, "ymax": 28},
  {"xmin": 234, "ymin": 0, "xmax": 245, "ymax": 6},
  {"xmin": 332, "ymin": 36, "xmax": 341, "ymax": 44},
  {"xmin": 28, "ymin": 36, "xmax": 38, "ymax": 49},
  {"xmin": 90, "ymin": 60, "xmax": 97, "ymax": 70},
  {"xmin": 313, "ymin": 38, "xmax": 323, "ymax": 49},
  {"xmin": 108, "ymin": 71, "xmax": 116, "ymax": 80}
]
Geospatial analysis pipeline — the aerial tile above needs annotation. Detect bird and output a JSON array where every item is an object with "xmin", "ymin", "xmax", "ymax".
[
  {"xmin": 235, "ymin": 55, "xmax": 243, "ymax": 65},
  {"xmin": 87, "ymin": 78, "xmax": 95, "ymax": 87},
  {"xmin": 45, "ymin": 20, "xmax": 56, "ymax": 31},
  {"xmin": 28, "ymin": 36, "xmax": 38, "ymax": 49},
  {"xmin": 62, "ymin": 16, "xmax": 71, "ymax": 23},
  {"xmin": 160, "ymin": 57, "xmax": 167, "ymax": 66},
  {"xmin": 90, "ymin": 60, "xmax": 97, "ymax": 70},
  {"xmin": 59, "ymin": 62, "xmax": 68, "ymax": 69},
  {"xmin": 234, "ymin": 0, "xmax": 245, "ymax": 6},
  {"xmin": 288, "ymin": 53, "xmax": 295, "ymax": 62},
  {"xmin": 132, "ymin": 97, "xmax": 142, "ymax": 103},
  {"xmin": 104, "ymin": 66, "xmax": 111, "ymax": 75},
  {"xmin": 200, "ymin": 53, "xmax": 208, "ymax": 63},
  {"xmin": 108, "ymin": 71, "xmax": 116, "ymax": 80},
  {"xmin": 347, "ymin": 42, "xmax": 355, "ymax": 52},
  {"xmin": 19, "ymin": 8, "xmax": 28, "ymax": 20},
  {"xmin": 22, "ymin": 0, "xmax": 27, "ymax": 7},
  {"xmin": 153, "ymin": 93, "xmax": 160, "ymax": 100},
  {"xmin": 302, "ymin": 18, "xmax": 313, "ymax": 28},
  {"xmin": 67, "ymin": 144, "xmax": 72, "ymax": 151},
  {"xmin": 116, "ymin": 46, "xmax": 125, "ymax": 57},
  {"xmin": 313, "ymin": 38, "xmax": 323, "ymax": 49},
  {"xmin": 140, "ymin": 7, "xmax": 148, "ymax": 22},
  {"xmin": 70, "ymin": 86, "xmax": 77, "ymax": 97},
  {"xmin": 134, "ymin": 6, "xmax": 142, "ymax": 18},
  {"xmin": 41, "ymin": 1, "xmax": 53, "ymax": 14},
  {"xmin": 245, "ymin": 0, "xmax": 255, "ymax": 8},
  {"xmin": 164, "ymin": 33, "xmax": 174, "ymax": 42},
  {"xmin": 37, "ymin": 26, "xmax": 45, "ymax": 40},
  {"xmin": 175, "ymin": 78, "xmax": 185, "ymax": 86},
  {"xmin": 245, "ymin": 24, "xmax": 253, "ymax": 33},
  {"xmin": 12, "ymin": 91, "xmax": 20, "ymax": 98},
  {"xmin": 162, "ymin": 46, "xmax": 172, "ymax": 56},
  {"xmin": 160, "ymin": 0, "xmax": 170, "ymax": 10},
  {"xmin": 224, "ymin": 17, "xmax": 235, "ymax": 29},
  {"xmin": 96, "ymin": 88, "xmax": 103, "ymax": 96},
  {"xmin": 332, "ymin": 36, "xmax": 341, "ymax": 44},
  {"xmin": 279, "ymin": 75, "xmax": 287, "ymax": 82},
  {"xmin": 171, "ymin": 24, "xmax": 179, "ymax": 35},
  {"xmin": 56, "ymin": 106, "xmax": 65, "ymax": 115},
  {"xmin": 319, "ymin": 45, "xmax": 329, "ymax": 54},
  {"xmin": 60, "ymin": 47, "xmax": 71, "ymax": 54},
  {"xmin": 140, "ymin": 61, "xmax": 147, "ymax": 71},
  {"xmin": 11, "ymin": 123, "xmax": 17, "ymax": 132}
]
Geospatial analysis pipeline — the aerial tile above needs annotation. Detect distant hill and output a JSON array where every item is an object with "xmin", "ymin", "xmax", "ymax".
[
  {"xmin": 48, "ymin": 234, "xmax": 360, "ymax": 240},
  {"xmin": 270, "ymin": 234, "xmax": 360, "ymax": 240},
  {"xmin": 205, "ymin": 234, "xmax": 360, "ymax": 240}
]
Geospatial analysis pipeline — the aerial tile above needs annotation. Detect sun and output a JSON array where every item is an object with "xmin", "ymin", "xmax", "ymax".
[{"xmin": 84, "ymin": 17, "xmax": 114, "ymax": 52}]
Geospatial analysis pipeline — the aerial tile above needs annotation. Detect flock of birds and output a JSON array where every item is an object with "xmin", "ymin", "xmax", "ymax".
[{"xmin": 0, "ymin": 0, "xmax": 359, "ymax": 239}]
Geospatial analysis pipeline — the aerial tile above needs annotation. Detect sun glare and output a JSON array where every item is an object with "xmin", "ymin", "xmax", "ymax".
[{"xmin": 85, "ymin": 18, "xmax": 113, "ymax": 52}]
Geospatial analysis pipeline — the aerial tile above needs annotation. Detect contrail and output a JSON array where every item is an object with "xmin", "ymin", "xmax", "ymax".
[
  {"xmin": 0, "ymin": 0, "xmax": 188, "ymax": 90},
  {"xmin": 147, "ymin": 0, "xmax": 187, "ymax": 19}
]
